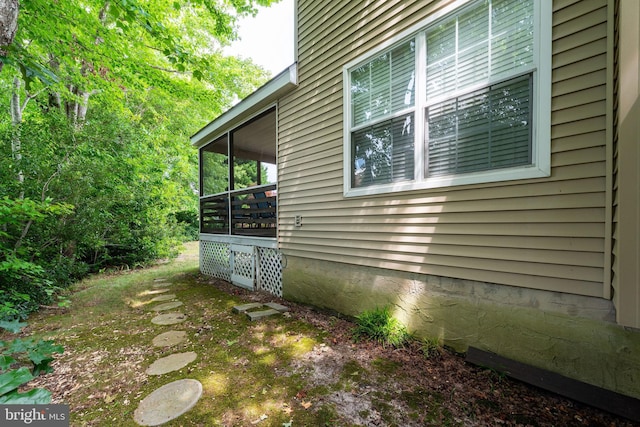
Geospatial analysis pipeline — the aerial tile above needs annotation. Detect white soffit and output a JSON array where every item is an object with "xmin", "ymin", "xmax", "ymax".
[{"xmin": 191, "ymin": 63, "xmax": 298, "ymax": 148}]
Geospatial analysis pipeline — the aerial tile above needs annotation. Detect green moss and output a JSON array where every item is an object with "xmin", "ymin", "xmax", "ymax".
[
  {"xmin": 371, "ymin": 394, "xmax": 397, "ymax": 426},
  {"xmin": 371, "ymin": 357, "xmax": 401, "ymax": 375},
  {"xmin": 307, "ymin": 384, "xmax": 331, "ymax": 397},
  {"xmin": 400, "ymin": 388, "xmax": 432, "ymax": 410},
  {"xmin": 23, "ymin": 248, "xmax": 340, "ymax": 426},
  {"xmin": 341, "ymin": 360, "xmax": 367, "ymax": 379},
  {"xmin": 284, "ymin": 257, "xmax": 640, "ymax": 399},
  {"xmin": 313, "ymin": 404, "xmax": 340, "ymax": 426}
]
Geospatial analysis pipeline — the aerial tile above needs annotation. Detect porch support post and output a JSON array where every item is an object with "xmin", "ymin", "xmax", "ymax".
[
  {"xmin": 257, "ymin": 160, "xmax": 262, "ymax": 186},
  {"xmin": 229, "ymin": 130, "xmax": 235, "ymax": 191},
  {"xmin": 229, "ymin": 131, "xmax": 235, "ymax": 235}
]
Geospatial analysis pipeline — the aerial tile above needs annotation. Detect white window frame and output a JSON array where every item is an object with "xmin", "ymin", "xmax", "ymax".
[{"xmin": 343, "ymin": 0, "xmax": 552, "ymax": 197}]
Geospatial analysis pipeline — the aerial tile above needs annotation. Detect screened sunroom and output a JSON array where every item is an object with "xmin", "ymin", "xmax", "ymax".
[
  {"xmin": 199, "ymin": 108, "xmax": 278, "ymax": 238},
  {"xmin": 191, "ymin": 64, "xmax": 297, "ymax": 296}
]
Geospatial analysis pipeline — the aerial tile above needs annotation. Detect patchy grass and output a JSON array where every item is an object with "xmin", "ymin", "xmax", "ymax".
[
  {"xmin": 23, "ymin": 245, "xmax": 326, "ymax": 426},
  {"xmin": 352, "ymin": 305, "xmax": 410, "ymax": 348},
  {"xmin": 19, "ymin": 242, "xmax": 638, "ymax": 426},
  {"xmin": 420, "ymin": 336, "xmax": 443, "ymax": 359}
]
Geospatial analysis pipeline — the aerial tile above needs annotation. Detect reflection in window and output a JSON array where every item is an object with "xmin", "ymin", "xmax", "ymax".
[
  {"xmin": 351, "ymin": 40, "xmax": 416, "ymax": 127},
  {"xmin": 353, "ymin": 114, "xmax": 414, "ymax": 188},
  {"xmin": 427, "ymin": 75, "xmax": 532, "ymax": 176},
  {"xmin": 345, "ymin": 0, "xmax": 542, "ymax": 194}
]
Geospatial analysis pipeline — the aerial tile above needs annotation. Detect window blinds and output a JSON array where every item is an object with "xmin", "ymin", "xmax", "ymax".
[
  {"xmin": 351, "ymin": 40, "xmax": 415, "ymax": 128},
  {"xmin": 425, "ymin": 0, "xmax": 534, "ymax": 177}
]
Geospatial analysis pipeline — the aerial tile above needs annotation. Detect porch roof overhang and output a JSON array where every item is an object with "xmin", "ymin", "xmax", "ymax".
[{"xmin": 190, "ymin": 63, "xmax": 298, "ymax": 152}]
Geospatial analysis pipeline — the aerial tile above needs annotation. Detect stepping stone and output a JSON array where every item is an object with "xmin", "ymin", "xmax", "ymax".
[
  {"xmin": 152, "ymin": 331, "xmax": 187, "ymax": 347},
  {"xmin": 153, "ymin": 282, "xmax": 173, "ymax": 288},
  {"xmin": 145, "ymin": 289, "xmax": 171, "ymax": 295},
  {"xmin": 133, "ymin": 379, "xmax": 202, "ymax": 426},
  {"xmin": 232, "ymin": 303, "xmax": 262, "ymax": 313},
  {"xmin": 247, "ymin": 309, "xmax": 280, "ymax": 321},
  {"xmin": 232, "ymin": 302, "xmax": 290, "ymax": 320},
  {"xmin": 151, "ymin": 301, "xmax": 184, "ymax": 312},
  {"xmin": 149, "ymin": 294, "xmax": 176, "ymax": 302},
  {"xmin": 146, "ymin": 352, "xmax": 197, "ymax": 375},
  {"xmin": 151, "ymin": 312, "xmax": 187, "ymax": 325},
  {"xmin": 264, "ymin": 302, "xmax": 289, "ymax": 312}
]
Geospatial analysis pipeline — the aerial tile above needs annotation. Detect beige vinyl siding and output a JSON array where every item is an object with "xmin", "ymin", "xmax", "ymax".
[{"xmin": 278, "ymin": 0, "xmax": 612, "ymax": 297}]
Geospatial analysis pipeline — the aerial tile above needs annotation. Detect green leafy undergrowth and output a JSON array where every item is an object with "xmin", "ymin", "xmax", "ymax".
[
  {"xmin": 421, "ymin": 336, "xmax": 443, "ymax": 359},
  {"xmin": 0, "ymin": 197, "xmax": 75, "ymax": 320},
  {"xmin": 0, "ymin": 320, "xmax": 63, "ymax": 404},
  {"xmin": 352, "ymin": 306, "xmax": 411, "ymax": 348}
]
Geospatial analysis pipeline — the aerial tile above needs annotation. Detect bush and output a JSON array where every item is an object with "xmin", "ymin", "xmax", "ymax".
[
  {"xmin": 42, "ymin": 256, "xmax": 90, "ymax": 290},
  {"xmin": 173, "ymin": 210, "xmax": 199, "ymax": 241},
  {"xmin": 352, "ymin": 306, "xmax": 411, "ymax": 348},
  {"xmin": 0, "ymin": 320, "xmax": 63, "ymax": 404},
  {"xmin": 0, "ymin": 197, "xmax": 74, "ymax": 320}
]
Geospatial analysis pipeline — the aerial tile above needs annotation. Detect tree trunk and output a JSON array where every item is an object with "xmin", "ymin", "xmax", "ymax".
[
  {"xmin": 0, "ymin": 0, "xmax": 19, "ymax": 73},
  {"xmin": 66, "ymin": 84, "xmax": 78, "ymax": 122},
  {"xmin": 78, "ymin": 90, "xmax": 91, "ymax": 122},
  {"xmin": 10, "ymin": 77, "xmax": 24, "ymax": 196},
  {"xmin": 47, "ymin": 54, "xmax": 63, "ymax": 111}
]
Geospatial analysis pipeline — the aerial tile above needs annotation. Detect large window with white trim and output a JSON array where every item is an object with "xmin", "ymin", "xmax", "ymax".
[{"xmin": 344, "ymin": 0, "xmax": 551, "ymax": 196}]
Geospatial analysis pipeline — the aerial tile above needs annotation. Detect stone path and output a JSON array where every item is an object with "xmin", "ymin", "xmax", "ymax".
[
  {"xmin": 133, "ymin": 276, "xmax": 290, "ymax": 425},
  {"xmin": 133, "ymin": 379, "xmax": 202, "ymax": 426},
  {"xmin": 151, "ymin": 312, "xmax": 187, "ymax": 325},
  {"xmin": 146, "ymin": 352, "xmax": 198, "ymax": 376},
  {"xmin": 152, "ymin": 331, "xmax": 187, "ymax": 347},
  {"xmin": 133, "ymin": 278, "xmax": 201, "ymax": 426},
  {"xmin": 232, "ymin": 302, "xmax": 290, "ymax": 321}
]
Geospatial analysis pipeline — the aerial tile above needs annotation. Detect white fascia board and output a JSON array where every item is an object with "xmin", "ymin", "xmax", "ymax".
[{"xmin": 191, "ymin": 63, "xmax": 298, "ymax": 148}]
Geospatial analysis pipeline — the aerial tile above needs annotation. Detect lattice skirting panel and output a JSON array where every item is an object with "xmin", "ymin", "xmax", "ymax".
[
  {"xmin": 200, "ymin": 240, "xmax": 231, "ymax": 282},
  {"xmin": 257, "ymin": 247, "xmax": 283, "ymax": 297},
  {"xmin": 200, "ymin": 239, "xmax": 283, "ymax": 297}
]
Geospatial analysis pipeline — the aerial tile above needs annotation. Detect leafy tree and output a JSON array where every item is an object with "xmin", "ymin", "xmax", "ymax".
[{"xmin": 0, "ymin": 0, "xmax": 276, "ymax": 315}]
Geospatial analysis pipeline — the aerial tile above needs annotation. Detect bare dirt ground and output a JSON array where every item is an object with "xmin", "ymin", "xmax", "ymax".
[
  {"xmin": 224, "ymin": 279, "xmax": 638, "ymax": 427},
  {"xmin": 27, "ymin": 243, "xmax": 638, "ymax": 426}
]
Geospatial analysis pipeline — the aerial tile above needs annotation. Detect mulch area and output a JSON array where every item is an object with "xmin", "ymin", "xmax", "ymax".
[{"xmin": 215, "ymin": 277, "xmax": 638, "ymax": 427}]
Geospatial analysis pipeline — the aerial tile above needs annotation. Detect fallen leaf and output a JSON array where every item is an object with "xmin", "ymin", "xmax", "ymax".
[
  {"xmin": 301, "ymin": 401, "xmax": 312, "ymax": 409},
  {"xmin": 250, "ymin": 414, "xmax": 268, "ymax": 424}
]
